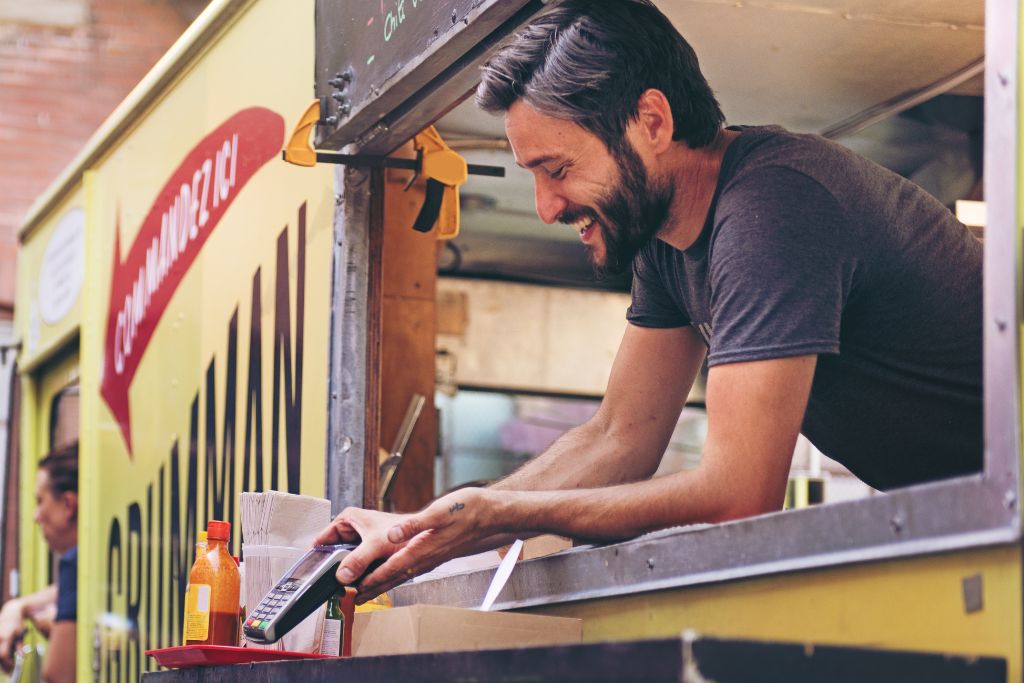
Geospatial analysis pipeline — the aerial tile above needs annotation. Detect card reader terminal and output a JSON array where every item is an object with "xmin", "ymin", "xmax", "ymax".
[{"xmin": 243, "ymin": 544, "xmax": 356, "ymax": 644}]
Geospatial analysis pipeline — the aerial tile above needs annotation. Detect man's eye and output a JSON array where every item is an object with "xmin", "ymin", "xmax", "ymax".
[{"xmin": 549, "ymin": 165, "xmax": 567, "ymax": 180}]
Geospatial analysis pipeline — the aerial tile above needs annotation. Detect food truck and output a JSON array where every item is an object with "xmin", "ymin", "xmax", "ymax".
[{"xmin": 7, "ymin": 0, "xmax": 1021, "ymax": 680}]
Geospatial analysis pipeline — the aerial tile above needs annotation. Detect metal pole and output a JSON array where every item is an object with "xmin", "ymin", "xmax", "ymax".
[{"xmin": 325, "ymin": 165, "xmax": 373, "ymax": 514}]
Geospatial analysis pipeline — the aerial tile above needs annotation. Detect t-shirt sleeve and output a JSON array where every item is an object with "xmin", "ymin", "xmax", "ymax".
[
  {"xmin": 626, "ymin": 244, "xmax": 689, "ymax": 328},
  {"xmin": 707, "ymin": 166, "xmax": 857, "ymax": 366},
  {"xmin": 55, "ymin": 547, "xmax": 77, "ymax": 622}
]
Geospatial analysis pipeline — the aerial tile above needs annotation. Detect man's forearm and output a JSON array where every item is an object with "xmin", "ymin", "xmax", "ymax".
[
  {"xmin": 492, "ymin": 325, "xmax": 701, "ymax": 494},
  {"xmin": 491, "ymin": 418, "xmax": 661, "ymax": 492},
  {"xmin": 490, "ymin": 423, "xmax": 595, "ymax": 491},
  {"xmin": 492, "ymin": 465, "xmax": 764, "ymax": 541}
]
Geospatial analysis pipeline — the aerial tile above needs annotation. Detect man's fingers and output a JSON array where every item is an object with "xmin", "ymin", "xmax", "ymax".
[
  {"xmin": 357, "ymin": 550, "xmax": 415, "ymax": 594},
  {"xmin": 355, "ymin": 537, "xmax": 452, "ymax": 600},
  {"xmin": 312, "ymin": 530, "xmax": 335, "ymax": 546},
  {"xmin": 335, "ymin": 541, "xmax": 388, "ymax": 585},
  {"xmin": 386, "ymin": 518, "xmax": 417, "ymax": 544},
  {"xmin": 387, "ymin": 503, "xmax": 450, "ymax": 544},
  {"xmin": 314, "ymin": 516, "xmax": 360, "ymax": 546}
]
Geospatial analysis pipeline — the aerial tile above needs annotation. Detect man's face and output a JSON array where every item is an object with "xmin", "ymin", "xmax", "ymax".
[
  {"xmin": 33, "ymin": 470, "xmax": 76, "ymax": 554},
  {"xmin": 505, "ymin": 100, "xmax": 673, "ymax": 275}
]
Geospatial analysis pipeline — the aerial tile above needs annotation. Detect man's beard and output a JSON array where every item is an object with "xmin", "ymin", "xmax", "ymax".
[{"xmin": 595, "ymin": 140, "xmax": 674, "ymax": 277}]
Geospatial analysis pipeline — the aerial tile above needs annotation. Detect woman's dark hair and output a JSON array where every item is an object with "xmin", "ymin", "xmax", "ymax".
[
  {"xmin": 39, "ymin": 443, "xmax": 78, "ymax": 496},
  {"xmin": 476, "ymin": 0, "xmax": 725, "ymax": 150}
]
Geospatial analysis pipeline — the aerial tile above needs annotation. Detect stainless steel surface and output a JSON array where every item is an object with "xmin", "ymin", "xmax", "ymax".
[
  {"xmin": 315, "ymin": 0, "xmax": 545, "ymax": 154},
  {"xmin": 983, "ymin": 0, "xmax": 1021, "ymax": 508},
  {"xmin": 326, "ymin": 166, "xmax": 372, "ymax": 514},
  {"xmin": 392, "ymin": 476, "xmax": 1017, "ymax": 611}
]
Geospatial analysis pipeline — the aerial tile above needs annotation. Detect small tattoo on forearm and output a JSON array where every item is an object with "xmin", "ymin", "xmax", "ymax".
[{"xmin": 449, "ymin": 502, "xmax": 465, "ymax": 514}]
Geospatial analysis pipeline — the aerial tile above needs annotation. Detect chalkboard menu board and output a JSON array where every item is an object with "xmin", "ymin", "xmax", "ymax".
[{"xmin": 315, "ymin": 0, "xmax": 544, "ymax": 151}]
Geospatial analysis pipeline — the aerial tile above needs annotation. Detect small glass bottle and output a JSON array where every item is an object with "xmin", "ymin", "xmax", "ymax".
[
  {"xmin": 318, "ymin": 593, "xmax": 343, "ymax": 656},
  {"xmin": 184, "ymin": 521, "xmax": 240, "ymax": 646}
]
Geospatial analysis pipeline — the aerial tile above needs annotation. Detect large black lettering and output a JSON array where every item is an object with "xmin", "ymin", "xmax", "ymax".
[
  {"xmin": 99, "ymin": 200, "xmax": 312, "ymax": 660},
  {"xmin": 271, "ymin": 204, "xmax": 306, "ymax": 493},
  {"xmin": 144, "ymin": 483, "xmax": 153, "ymax": 668},
  {"xmin": 126, "ymin": 503, "xmax": 142, "ymax": 683},
  {"xmin": 105, "ymin": 519, "xmax": 122, "ymax": 683},
  {"xmin": 242, "ymin": 269, "xmax": 264, "ymax": 495},
  {"xmin": 156, "ymin": 463, "xmax": 166, "ymax": 649},
  {"xmin": 205, "ymin": 310, "xmax": 238, "ymax": 543}
]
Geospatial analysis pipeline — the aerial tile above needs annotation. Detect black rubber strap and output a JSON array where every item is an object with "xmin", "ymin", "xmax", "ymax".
[{"xmin": 412, "ymin": 178, "xmax": 446, "ymax": 233}]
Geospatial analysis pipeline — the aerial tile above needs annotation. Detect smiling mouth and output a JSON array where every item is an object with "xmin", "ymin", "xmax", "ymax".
[{"xmin": 572, "ymin": 216, "xmax": 597, "ymax": 242}]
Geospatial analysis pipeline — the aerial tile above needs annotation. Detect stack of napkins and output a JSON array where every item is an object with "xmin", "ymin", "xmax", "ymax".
[{"xmin": 240, "ymin": 491, "xmax": 332, "ymax": 652}]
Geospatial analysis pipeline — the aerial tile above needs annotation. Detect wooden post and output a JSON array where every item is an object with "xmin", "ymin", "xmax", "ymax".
[{"xmin": 374, "ymin": 152, "xmax": 438, "ymax": 511}]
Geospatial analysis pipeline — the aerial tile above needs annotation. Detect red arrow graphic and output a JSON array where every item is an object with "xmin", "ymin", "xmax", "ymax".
[{"xmin": 101, "ymin": 107, "xmax": 285, "ymax": 455}]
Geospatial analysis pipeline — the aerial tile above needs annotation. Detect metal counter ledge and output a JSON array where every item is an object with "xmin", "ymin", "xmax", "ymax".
[
  {"xmin": 386, "ymin": 476, "xmax": 1015, "ymax": 613},
  {"xmin": 143, "ymin": 634, "xmax": 1004, "ymax": 682}
]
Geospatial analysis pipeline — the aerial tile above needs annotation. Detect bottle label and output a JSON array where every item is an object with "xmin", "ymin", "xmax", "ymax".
[
  {"xmin": 184, "ymin": 584, "xmax": 211, "ymax": 641},
  {"xmin": 319, "ymin": 618, "xmax": 342, "ymax": 656}
]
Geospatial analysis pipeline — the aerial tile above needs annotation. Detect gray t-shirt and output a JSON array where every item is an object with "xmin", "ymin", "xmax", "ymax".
[{"xmin": 627, "ymin": 126, "xmax": 982, "ymax": 490}]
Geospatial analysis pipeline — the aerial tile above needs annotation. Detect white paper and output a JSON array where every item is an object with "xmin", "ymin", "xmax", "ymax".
[
  {"xmin": 480, "ymin": 539, "xmax": 523, "ymax": 611},
  {"xmin": 240, "ymin": 491, "xmax": 331, "ymax": 651}
]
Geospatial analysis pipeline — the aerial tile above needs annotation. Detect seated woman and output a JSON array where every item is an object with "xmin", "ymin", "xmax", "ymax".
[{"xmin": 0, "ymin": 444, "xmax": 78, "ymax": 683}]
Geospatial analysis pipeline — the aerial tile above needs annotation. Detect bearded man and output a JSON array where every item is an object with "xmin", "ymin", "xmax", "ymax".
[{"xmin": 316, "ymin": 0, "xmax": 983, "ymax": 600}]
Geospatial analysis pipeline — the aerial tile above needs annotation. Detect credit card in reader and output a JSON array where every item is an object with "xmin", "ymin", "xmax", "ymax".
[{"xmin": 243, "ymin": 544, "xmax": 355, "ymax": 644}]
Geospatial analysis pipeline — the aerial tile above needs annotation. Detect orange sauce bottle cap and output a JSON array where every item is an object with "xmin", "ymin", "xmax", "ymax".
[{"xmin": 207, "ymin": 520, "xmax": 230, "ymax": 541}]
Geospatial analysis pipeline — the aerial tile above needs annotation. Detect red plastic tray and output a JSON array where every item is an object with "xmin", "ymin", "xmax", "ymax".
[{"xmin": 146, "ymin": 645, "xmax": 333, "ymax": 669}]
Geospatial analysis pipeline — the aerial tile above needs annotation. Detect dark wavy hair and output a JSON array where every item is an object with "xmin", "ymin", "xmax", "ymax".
[
  {"xmin": 39, "ymin": 443, "xmax": 78, "ymax": 496},
  {"xmin": 476, "ymin": 0, "xmax": 725, "ymax": 150}
]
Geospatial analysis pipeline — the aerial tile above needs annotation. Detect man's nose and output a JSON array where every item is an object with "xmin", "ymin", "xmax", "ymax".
[{"xmin": 534, "ymin": 176, "xmax": 567, "ymax": 225}]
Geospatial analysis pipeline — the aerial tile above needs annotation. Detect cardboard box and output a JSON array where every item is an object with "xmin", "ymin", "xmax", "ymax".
[
  {"xmin": 352, "ymin": 605, "xmax": 582, "ymax": 656},
  {"xmin": 496, "ymin": 535, "xmax": 573, "ymax": 562},
  {"xmin": 522, "ymin": 534, "xmax": 573, "ymax": 560}
]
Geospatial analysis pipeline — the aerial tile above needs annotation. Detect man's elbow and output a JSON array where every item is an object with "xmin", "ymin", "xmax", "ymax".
[
  {"xmin": 709, "ymin": 500, "xmax": 780, "ymax": 523},
  {"xmin": 702, "ymin": 486, "xmax": 784, "ymax": 523}
]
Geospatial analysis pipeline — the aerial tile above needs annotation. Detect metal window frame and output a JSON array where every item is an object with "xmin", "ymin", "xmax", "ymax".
[{"xmin": 327, "ymin": 0, "xmax": 1021, "ymax": 608}]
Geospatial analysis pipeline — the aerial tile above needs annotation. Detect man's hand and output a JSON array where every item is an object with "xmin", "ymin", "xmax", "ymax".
[
  {"xmin": 0, "ymin": 598, "xmax": 26, "ymax": 672},
  {"xmin": 339, "ymin": 488, "xmax": 512, "ymax": 602},
  {"xmin": 314, "ymin": 507, "xmax": 411, "ymax": 587}
]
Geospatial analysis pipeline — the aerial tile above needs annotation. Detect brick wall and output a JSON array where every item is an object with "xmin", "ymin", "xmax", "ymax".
[{"xmin": 0, "ymin": 0, "xmax": 209, "ymax": 319}]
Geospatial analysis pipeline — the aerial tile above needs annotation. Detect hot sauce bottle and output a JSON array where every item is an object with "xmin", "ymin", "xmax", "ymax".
[{"xmin": 184, "ymin": 520, "xmax": 241, "ymax": 646}]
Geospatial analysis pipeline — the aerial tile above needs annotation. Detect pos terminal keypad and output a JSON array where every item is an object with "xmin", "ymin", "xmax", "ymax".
[{"xmin": 242, "ymin": 544, "xmax": 355, "ymax": 644}]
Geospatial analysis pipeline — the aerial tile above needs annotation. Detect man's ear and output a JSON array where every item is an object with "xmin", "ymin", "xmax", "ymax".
[
  {"xmin": 62, "ymin": 491, "xmax": 78, "ymax": 520},
  {"xmin": 633, "ymin": 88, "xmax": 675, "ymax": 155}
]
